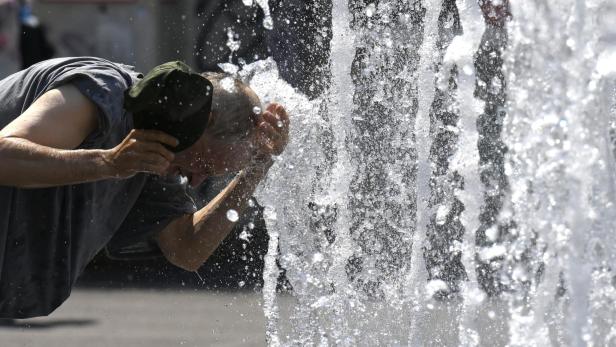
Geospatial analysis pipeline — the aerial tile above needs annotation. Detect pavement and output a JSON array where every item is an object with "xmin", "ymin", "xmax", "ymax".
[{"xmin": 1, "ymin": 289, "xmax": 269, "ymax": 347}]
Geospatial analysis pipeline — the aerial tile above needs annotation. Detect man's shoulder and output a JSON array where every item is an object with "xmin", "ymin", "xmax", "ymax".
[
  {"xmin": 34, "ymin": 56, "xmax": 139, "ymax": 73},
  {"xmin": 27, "ymin": 56, "xmax": 141, "ymax": 88}
]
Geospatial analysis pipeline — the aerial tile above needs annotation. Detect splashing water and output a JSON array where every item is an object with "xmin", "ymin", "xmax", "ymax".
[
  {"xmin": 406, "ymin": 0, "xmax": 443, "ymax": 345},
  {"xmin": 226, "ymin": 209, "xmax": 239, "ymax": 222},
  {"xmin": 226, "ymin": 28, "xmax": 241, "ymax": 62},
  {"xmin": 503, "ymin": 1, "xmax": 616, "ymax": 346},
  {"xmin": 443, "ymin": 1, "xmax": 485, "ymax": 346},
  {"xmin": 230, "ymin": 0, "xmax": 616, "ymax": 345},
  {"xmin": 253, "ymin": 0, "xmax": 274, "ymax": 30}
]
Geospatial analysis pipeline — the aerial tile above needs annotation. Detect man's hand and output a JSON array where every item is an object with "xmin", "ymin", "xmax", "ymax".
[
  {"xmin": 246, "ymin": 103, "xmax": 290, "ymax": 177},
  {"xmin": 102, "ymin": 129, "xmax": 178, "ymax": 178},
  {"xmin": 158, "ymin": 104, "xmax": 289, "ymax": 272},
  {"xmin": 256, "ymin": 103, "xmax": 289, "ymax": 156}
]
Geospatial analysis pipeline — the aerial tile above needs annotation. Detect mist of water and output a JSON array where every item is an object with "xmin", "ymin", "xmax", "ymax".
[
  {"xmin": 230, "ymin": 0, "xmax": 616, "ymax": 345},
  {"xmin": 503, "ymin": 1, "xmax": 616, "ymax": 346}
]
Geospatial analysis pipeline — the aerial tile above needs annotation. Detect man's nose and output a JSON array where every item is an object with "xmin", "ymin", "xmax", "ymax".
[{"xmin": 189, "ymin": 172, "xmax": 208, "ymax": 187}]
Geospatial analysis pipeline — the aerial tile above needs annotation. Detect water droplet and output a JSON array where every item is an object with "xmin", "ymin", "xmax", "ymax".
[
  {"xmin": 512, "ymin": 266, "xmax": 528, "ymax": 282},
  {"xmin": 238, "ymin": 280, "xmax": 245, "ymax": 287},
  {"xmin": 252, "ymin": 106, "xmax": 262, "ymax": 115},
  {"xmin": 226, "ymin": 209, "xmax": 239, "ymax": 222},
  {"xmin": 179, "ymin": 176, "xmax": 188, "ymax": 185},
  {"xmin": 276, "ymin": 120, "xmax": 283, "ymax": 128},
  {"xmin": 435, "ymin": 204, "xmax": 450, "ymax": 225},
  {"xmin": 485, "ymin": 227, "xmax": 499, "ymax": 241},
  {"xmin": 264, "ymin": 207, "xmax": 277, "ymax": 221},
  {"xmin": 220, "ymin": 77, "xmax": 237, "ymax": 93},
  {"xmin": 239, "ymin": 229, "xmax": 251, "ymax": 241},
  {"xmin": 462, "ymin": 64, "xmax": 474, "ymax": 75},
  {"xmin": 426, "ymin": 279, "xmax": 449, "ymax": 297},
  {"xmin": 263, "ymin": 16, "xmax": 274, "ymax": 30},
  {"xmin": 312, "ymin": 253, "xmax": 324, "ymax": 263},
  {"xmin": 365, "ymin": 3, "xmax": 376, "ymax": 17},
  {"xmin": 194, "ymin": 271, "xmax": 205, "ymax": 284}
]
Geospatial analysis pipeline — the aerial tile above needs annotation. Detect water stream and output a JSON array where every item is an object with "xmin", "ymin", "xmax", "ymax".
[{"xmin": 236, "ymin": 0, "xmax": 616, "ymax": 345}]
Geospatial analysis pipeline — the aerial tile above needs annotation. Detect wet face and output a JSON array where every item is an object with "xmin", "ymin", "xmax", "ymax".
[
  {"xmin": 166, "ymin": 131, "xmax": 256, "ymax": 187},
  {"xmin": 165, "ymin": 79, "xmax": 262, "ymax": 187}
]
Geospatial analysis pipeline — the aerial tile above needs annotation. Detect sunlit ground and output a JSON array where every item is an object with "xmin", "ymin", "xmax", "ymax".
[{"xmin": 1, "ymin": 289, "xmax": 283, "ymax": 347}]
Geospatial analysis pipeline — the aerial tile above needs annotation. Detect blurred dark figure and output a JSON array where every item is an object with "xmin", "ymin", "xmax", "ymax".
[
  {"xmin": 479, "ymin": 0, "xmax": 511, "ymax": 27},
  {"xmin": 0, "ymin": 0, "xmax": 19, "ymax": 77},
  {"xmin": 268, "ymin": 0, "xmax": 332, "ymax": 98},
  {"xmin": 18, "ymin": 1, "xmax": 54, "ymax": 68},
  {"xmin": 194, "ymin": 1, "xmax": 269, "ymax": 71},
  {"xmin": 194, "ymin": 0, "xmax": 331, "ymax": 98}
]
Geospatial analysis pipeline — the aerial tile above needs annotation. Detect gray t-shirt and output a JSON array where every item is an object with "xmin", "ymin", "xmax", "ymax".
[{"xmin": 0, "ymin": 57, "xmax": 196, "ymax": 318}]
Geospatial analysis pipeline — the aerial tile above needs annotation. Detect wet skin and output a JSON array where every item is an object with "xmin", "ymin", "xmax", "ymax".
[{"xmin": 166, "ymin": 102, "xmax": 290, "ymax": 187}]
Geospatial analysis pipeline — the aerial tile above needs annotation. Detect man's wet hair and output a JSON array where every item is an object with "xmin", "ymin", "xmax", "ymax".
[{"xmin": 201, "ymin": 72, "xmax": 261, "ymax": 143}]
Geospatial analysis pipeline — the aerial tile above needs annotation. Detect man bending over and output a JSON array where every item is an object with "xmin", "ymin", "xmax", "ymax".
[{"xmin": 0, "ymin": 57, "xmax": 289, "ymax": 318}]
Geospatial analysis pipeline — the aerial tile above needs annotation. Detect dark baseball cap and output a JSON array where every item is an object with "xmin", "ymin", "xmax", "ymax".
[{"xmin": 124, "ymin": 61, "xmax": 214, "ymax": 152}]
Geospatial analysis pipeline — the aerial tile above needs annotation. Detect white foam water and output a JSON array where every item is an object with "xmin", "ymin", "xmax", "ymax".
[{"xmin": 230, "ymin": 0, "xmax": 616, "ymax": 344}]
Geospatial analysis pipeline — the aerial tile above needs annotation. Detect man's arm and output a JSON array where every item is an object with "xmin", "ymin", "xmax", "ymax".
[
  {"xmin": 157, "ymin": 103, "xmax": 289, "ymax": 272},
  {"xmin": 0, "ymin": 84, "xmax": 177, "ymax": 188},
  {"xmin": 157, "ymin": 164, "xmax": 270, "ymax": 272}
]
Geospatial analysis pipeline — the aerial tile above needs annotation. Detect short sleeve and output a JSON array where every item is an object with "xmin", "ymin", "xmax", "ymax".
[
  {"xmin": 105, "ymin": 175, "xmax": 197, "ymax": 259},
  {"xmin": 67, "ymin": 68, "xmax": 131, "ymax": 145},
  {"xmin": 37, "ymin": 60, "xmax": 136, "ymax": 146}
]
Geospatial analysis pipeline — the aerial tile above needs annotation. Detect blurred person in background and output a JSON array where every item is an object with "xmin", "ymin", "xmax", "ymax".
[
  {"xmin": 0, "ymin": 56, "xmax": 289, "ymax": 318},
  {"xmin": 0, "ymin": 0, "xmax": 19, "ymax": 78},
  {"xmin": 18, "ymin": 0, "xmax": 54, "ymax": 68},
  {"xmin": 194, "ymin": 0, "xmax": 331, "ymax": 98}
]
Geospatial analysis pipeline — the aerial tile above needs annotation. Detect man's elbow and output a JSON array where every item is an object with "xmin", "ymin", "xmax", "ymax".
[
  {"xmin": 158, "ymin": 234, "xmax": 209, "ymax": 272},
  {"xmin": 165, "ymin": 250, "xmax": 205, "ymax": 272}
]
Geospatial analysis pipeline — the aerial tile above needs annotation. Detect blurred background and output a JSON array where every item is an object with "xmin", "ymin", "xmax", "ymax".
[{"xmin": 0, "ymin": 0, "xmax": 330, "ymax": 345}]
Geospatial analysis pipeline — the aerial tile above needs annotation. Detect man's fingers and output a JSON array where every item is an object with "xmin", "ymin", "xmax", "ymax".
[
  {"xmin": 265, "ymin": 103, "xmax": 289, "ymax": 126},
  {"xmin": 109, "ymin": 130, "xmax": 177, "ymax": 178},
  {"xmin": 259, "ymin": 122, "xmax": 283, "ymax": 142},
  {"xmin": 266, "ymin": 103, "xmax": 278, "ymax": 113},
  {"xmin": 262, "ymin": 112, "xmax": 289, "ymax": 144},
  {"xmin": 137, "ymin": 141, "xmax": 175, "ymax": 162},
  {"xmin": 255, "ymin": 131, "xmax": 275, "ymax": 154},
  {"xmin": 140, "ymin": 155, "xmax": 170, "ymax": 174},
  {"xmin": 275, "ymin": 104, "xmax": 289, "ymax": 125},
  {"xmin": 262, "ymin": 111, "xmax": 283, "ymax": 129},
  {"xmin": 263, "ymin": 103, "xmax": 290, "ymax": 141},
  {"xmin": 131, "ymin": 129, "xmax": 179, "ymax": 148},
  {"xmin": 257, "ymin": 126, "xmax": 286, "ymax": 156}
]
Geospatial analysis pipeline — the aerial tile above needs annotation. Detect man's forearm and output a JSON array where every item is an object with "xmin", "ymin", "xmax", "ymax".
[
  {"xmin": 158, "ymin": 165, "xmax": 270, "ymax": 272},
  {"xmin": 0, "ymin": 137, "xmax": 112, "ymax": 188}
]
